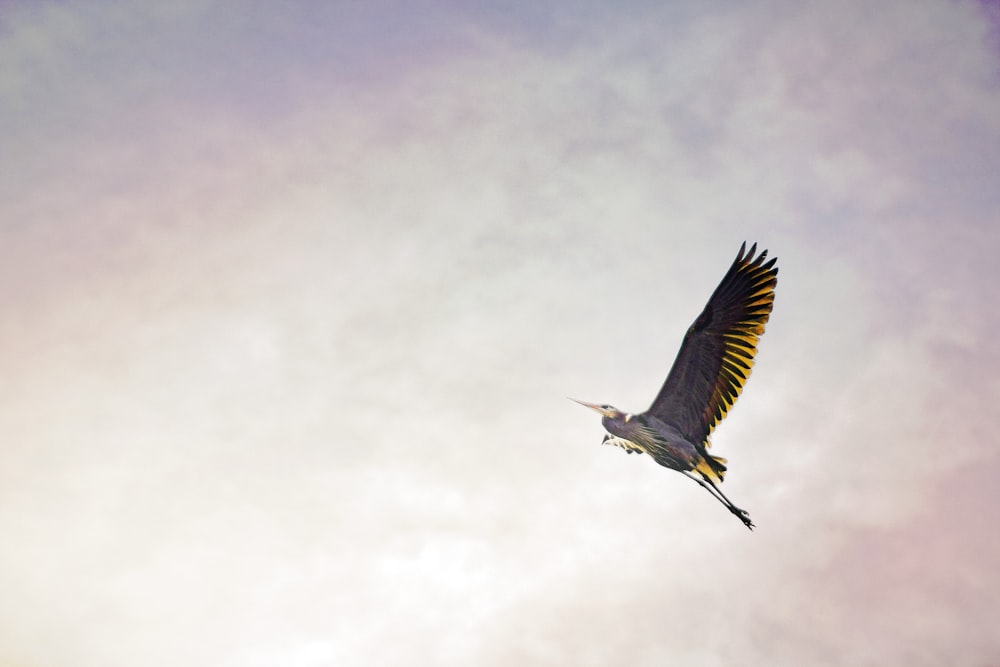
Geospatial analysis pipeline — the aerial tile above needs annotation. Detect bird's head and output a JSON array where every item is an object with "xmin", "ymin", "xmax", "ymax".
[{"xmin": 569, "ymin": 398, "xmax": 626, "ymax": 422}]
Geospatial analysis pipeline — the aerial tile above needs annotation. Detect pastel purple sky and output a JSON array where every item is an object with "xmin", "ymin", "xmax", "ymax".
[{"xmin": 2, "ymin": 1, "xmax": 1000, "ymax": 665}]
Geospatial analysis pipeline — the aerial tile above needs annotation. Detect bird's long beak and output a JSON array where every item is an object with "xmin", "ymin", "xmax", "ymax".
[{"xmin": 568, "ymin": 398, "xmax": 614, "ymax": 417}]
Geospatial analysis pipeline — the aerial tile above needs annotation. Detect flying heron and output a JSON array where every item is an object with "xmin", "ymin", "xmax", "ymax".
[{"xmin": 573, "ymin": 242, "xmax": 778, "ymax": 530}]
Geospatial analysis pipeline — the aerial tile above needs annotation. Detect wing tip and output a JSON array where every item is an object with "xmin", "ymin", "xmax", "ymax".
[{"xmin": 738, "ymin": 240, "xmax": 779, "ymax": 277}]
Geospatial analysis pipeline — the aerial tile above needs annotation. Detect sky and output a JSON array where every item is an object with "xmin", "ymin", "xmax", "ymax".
[{"xmin": 2, "ymin": 1, "xmax": 1000, "ymax": 665}]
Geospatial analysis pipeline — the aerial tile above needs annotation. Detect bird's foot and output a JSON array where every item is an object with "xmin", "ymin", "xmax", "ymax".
[{"xmin": 734, "ymin": 508, "xmax": 754, "ymax": 531}]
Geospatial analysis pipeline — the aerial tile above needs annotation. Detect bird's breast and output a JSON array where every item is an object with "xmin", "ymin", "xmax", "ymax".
[{"xmin": 602, "ymin": 434, "xmax": 645, "ymax": 455}]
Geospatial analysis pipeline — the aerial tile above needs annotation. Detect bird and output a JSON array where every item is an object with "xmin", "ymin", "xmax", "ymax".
[{"xmin": 572, "ymin": 242, "xmax": 778, "ymax": 530}]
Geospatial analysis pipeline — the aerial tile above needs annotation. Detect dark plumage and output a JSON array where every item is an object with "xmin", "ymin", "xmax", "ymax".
[{"xmin": 573, "ymin": 242, "xmax": 778, "ymax": 529}]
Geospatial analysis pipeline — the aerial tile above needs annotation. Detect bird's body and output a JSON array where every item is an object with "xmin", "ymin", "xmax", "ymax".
[
  {"xmin": 573, "ymin": 242, "xmax": 778, "ymax": 530},
  {"xmin": 601, "ymin": 413, "xmax": 704, "ymax": 474}
]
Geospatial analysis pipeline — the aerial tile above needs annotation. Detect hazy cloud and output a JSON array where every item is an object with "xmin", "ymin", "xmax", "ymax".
[{"xmin": 1, "ymin": 1, "xmax": 998, "ymax": 665}]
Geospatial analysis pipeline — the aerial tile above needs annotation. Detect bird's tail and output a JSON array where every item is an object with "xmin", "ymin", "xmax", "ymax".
[{"xmin": 694, "ymin": 452, "xmax": 728, "ymax": 484}]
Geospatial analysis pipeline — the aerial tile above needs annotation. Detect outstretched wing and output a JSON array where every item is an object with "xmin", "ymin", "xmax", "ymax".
[{"xmin": 645, "ymin": 242, "xmax": 778, "ymax": 445}]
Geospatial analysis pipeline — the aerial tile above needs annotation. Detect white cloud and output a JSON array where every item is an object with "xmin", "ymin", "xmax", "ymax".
[{"xmin": 1, "ymin": 0, "xmax": 999, "ymax": 665}]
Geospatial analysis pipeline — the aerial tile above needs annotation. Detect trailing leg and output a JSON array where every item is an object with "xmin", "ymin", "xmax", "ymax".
[{"xmin": 681, "ymin": 470, "xmax": 754, "ymax": 530}]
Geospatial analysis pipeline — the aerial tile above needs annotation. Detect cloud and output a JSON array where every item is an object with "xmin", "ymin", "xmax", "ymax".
[{"xmin": 1, "ymin": 0, "xmax": 999, "ymax": 665}]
